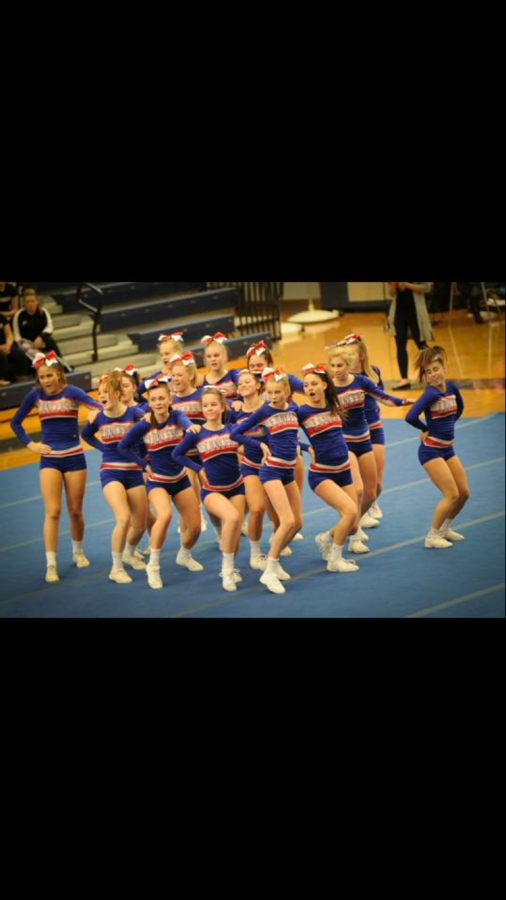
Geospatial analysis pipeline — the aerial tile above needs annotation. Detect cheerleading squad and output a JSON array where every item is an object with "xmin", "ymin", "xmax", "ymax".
[{"xmin": 11, "ymin": 334, "xmax": 470, "ymax": 596}]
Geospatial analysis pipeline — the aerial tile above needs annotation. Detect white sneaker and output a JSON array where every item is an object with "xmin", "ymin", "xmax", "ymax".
[
  {"xmin": 45, "ymin": 565, "xmax": 60, "ymax": 583},
  {"xmin": 441, "ymin": 529, "xmax": 465, "ymax": 541},
  {"xmin": 327, "ymin": 557, "xmax": 360, "ymax": 573},
  {"xmin": 176, "ymin": 550, "xmax": 204, "ymax": 571},
  {"xmin": 72, "ymin": 552, "xmax": 90, "ymax": 568},
  {"xmin": 370, "ymin": 502, "xmax": 383, "ymax": 520},
  {"xmin": 146, "ymin": 565, "xmax": 163, "ymax": 589},
  {"xmin": 275, "ymin": 563, "xmax": 291, "ymax": 581},
  {"xmin": 109, "ymin": 567, "xmax": 133, "ymax": 584},
  {"xmin": 141, "ymin": 543, "xmax": 151, "ymax": 556},
  {"xmin": 315, "ymin": 533, "xmax": 332, "ymax": 560},
  {"xmin": 232, "ymin": 569, "xmax": 243, "ymax": 584},
  {"xmin": 355, "ymin": 527, "xmax": 369, "ymax": 541},
  {"xmin": 134, "ymin": 548, "xmax": 146, "ymax": 561},
  {"xmin": 122, "ymin": 552, "xmax": 147, "ymax": 571},
  {"xmin": 250, "ymin": 554, "xmax": 267, "ymax": 571},
  {"xmin": 292, "ymin": 532, "xmax": 304, "ymax": 541},
  {"xmin": 425, "ymin": 534, "xmax": 453, "ymax": 549},
  {"xmin": 260, "ymin": 571, "xmax": 286, "ymax": 594},
  {"xmin": 361, "ymin": 514, "xmax": 379, "ymax": 529},
  {"xmin": 222, "ymin": 573, "xmax": 237, "ymax": 592},
  {"xmin": 348, "ymin": 540, "xmax": 370, "ymax": 554}
]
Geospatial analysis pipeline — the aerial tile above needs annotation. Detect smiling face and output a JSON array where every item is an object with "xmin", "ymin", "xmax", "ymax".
[
  {"xmin": 171, "ymin": 363, "xmax": 192, "ymax": 394},
  {"xmin": 36, "ymin": 364, "xmax": 64, "ymax": 395},
  {"xmin": 424, "ymin": 360, "xmax": 446, "ymax": 389},
  {"xmin": 202, "ymin": 390, "xmax": 225, "ymax": 425},
  {"xmin": 238, "ymin": 371, "xmax": 261, "ymax": 400}
]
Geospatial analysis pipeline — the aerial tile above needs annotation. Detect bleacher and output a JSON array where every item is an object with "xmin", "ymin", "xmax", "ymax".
[{"xmin": 0, "ymin": 282, "xmax": 279, "ymax": 410}]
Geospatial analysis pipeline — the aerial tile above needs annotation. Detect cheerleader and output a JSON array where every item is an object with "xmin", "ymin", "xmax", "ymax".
[
  {"xmin": 201, "ymin": 333, "xmax": 241, "ymax": 402},
  {"xmin": 230, "ymin": 368, "xmax": 303, "ymax": 595},
  {"xmin": 10, "ymin": 351, "xmax": 101, "ymax": 583},
  {"xmin": 334, "ymin": 334, "xmax": 386, "ymax": 521},
  {"xmin": 170, "ymin": 351, "xmax": 209, "ymax": 533},
  {"xmin": 406, "ymin": 346, "xmax": 470, "ymax": 548},
  {"xmin": 297, "ymin": 364, "xmax": 359, "ymax": 573},
  {"xmin": 116, "ymin": 363, "xmax": 155, "ymax": 558},
  {"xmin": 328, "ymin": 343, "xmax": 413, "ymax": 553},
  {"xmin": 173, "ymin": 387, "xmax": 246, "ymax": 593},
  {"xmin": 137, "ymin": 332, "xmax": 184, "ymax": 398},
  {"xmin": 228, "ymin": 369, "xmax": 272, "ymax": 570},
  {"xmin": 245, "ymin": 340, "xmax": 306, "ymax": 539},
  {"xmin": 118, "ymin": 375, "xmax": 204, "ymax": 589},
  {"xmin": 81, "ymin": 371, "xmax": 148, "ymax": 584}
]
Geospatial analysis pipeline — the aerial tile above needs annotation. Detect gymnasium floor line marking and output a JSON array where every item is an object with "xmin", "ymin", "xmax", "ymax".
[
  {"xmin": 406, "ymin": 583, "xmax": 505, "ymax": 618},
  {"xmin": 0, "ymin": 412, "xmax": 501, "ymax": 510},
  {"xmin": 3, "ymin": 510, "xmax": 504, "ymax": 615},
  {"xmin": 166, "ymin": 512, "xmax": 506, "ymax": 618},
  {"xmin": 1, "ymin": 456, "xmax": 504, "ymax": 554},
  {"xmin": 0, "ymin": 537, "xmax": 221, "ymax": 608}
]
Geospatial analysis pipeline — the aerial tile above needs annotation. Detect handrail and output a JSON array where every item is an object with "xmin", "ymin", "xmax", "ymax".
[
  {"xmin": 207, "ymin": 282, "xmax": 283, "ymax": 341},
  {"xmin": 76, "ymin": 283, "xmax": 104, "ymax": 363}
]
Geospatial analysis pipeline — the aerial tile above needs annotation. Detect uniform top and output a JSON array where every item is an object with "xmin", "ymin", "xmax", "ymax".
[
  {"xmin": 81, "ymin": 407, "xmax": 146, "ymax": 465},
  {"xmin": 334, "ymin": 374, "xmax": 407, "ymax": 437},
  {"xmin": 11, "ymin": 385, "xmax": 100, "ymax": 448},
  {"xmin": 118, "ymin": 409, "xmax": 193, "ymax": 477},
  {"xmin": 171, "ymin": 389, "xmax": 206, "ymax": 426},
  {"xmin": 203, "ymin": 369, "xmax": 241, "ymax": 401},
  {"xmin": 363, "ymin": 365, "xmax": 385, "ymax": 427},
  {"xmin": 229, "ymin": 401, "xmax": 300, "ymax": 466},
  {"xmin": 296, "ymin": 404, "xmax": 349, "ymax": 465},
  {"xmin": 172, "ymin": 425, "xmax": 242, "ymax": 490},
  {"xmin": 405, "ymin": 381, "xmax": 464, "ymax": 448},
  {"xmin": 227, "ymin": 406, "xmax": 269, "ymax": 467}
]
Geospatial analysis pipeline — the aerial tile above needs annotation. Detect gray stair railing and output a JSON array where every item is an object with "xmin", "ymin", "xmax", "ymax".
[
  {"xmin": 207, "ymin": 282, "xmax": 283, "ymax": 342},
  {"xmin": 76, "ymin": 283, "xmax": 105, "ymax": 362}
]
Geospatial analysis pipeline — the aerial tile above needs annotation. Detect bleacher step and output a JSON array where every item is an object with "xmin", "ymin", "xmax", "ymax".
[
  {"xmin": 78, "ymin": 352, "xmax": 160, "ymax": 380},
  {"xmin": 58, "ymin": 333, "xmax": 120, "ymax": 355},
  {"xmin": 65, "ymin": 340, "xmax": 137, "ymax": 368}
]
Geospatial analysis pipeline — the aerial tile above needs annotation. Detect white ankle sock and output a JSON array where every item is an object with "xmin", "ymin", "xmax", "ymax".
[
  {"xmin": 112, "ymin": 552, "xmax": 124, "ymax": 569},
  {"xmin": 222, "ymin": 551, "xmax": 235, "ymax": 574},
  {"xmin": 329, "ymin": 543, "xmax": 344, "ymax": 561},
  {"xmin": 125, "ymin": 542, "xmax": 138, "ymax": 557},
  {"xmin": 266, "ymin": 557, "xmax": 279, "ymax": 575},
  {"xmin": 71, "ymin": 541, "xmax": 83, "ymax": 555},
  {"xmin": 46, "ymin": 551, "xmax": 57, "ymax": 567},
  {"xmin": 150, "ymin": 549, "xmax": 161, "ymax": 567},
  {"xmin": 179, "ymin": 546, "xmax": 191, "ymax": 560},
  {"xmin": 249, "ymin": 539, "xmax": 261, "ymax": 556},
  {"xmin": 441, "ymin": 518, "xmax": 454, "ymax": 531}
]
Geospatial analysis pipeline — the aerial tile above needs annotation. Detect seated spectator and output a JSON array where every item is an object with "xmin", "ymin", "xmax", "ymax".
[
  {"xmin": 0, "ymin": 313, "xmax": 29, "ymax": 383},
  {"xmin": 0, "ymin": 281, "xmax": 19, "ymax": 321},
  {"xmin": 13, "ymin": 286, "xmax": 72, "ymax": 373}
]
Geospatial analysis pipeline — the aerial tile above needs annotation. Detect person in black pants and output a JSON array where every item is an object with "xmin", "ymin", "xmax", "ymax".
[
  {"xmin": 13, "ymin": 286, "xmax": 72, "ymax": 374},
  {"xmin": 388, "ymin": 281, "xmax": 433, "ymax": 389},
  {"xmin": 0, "ymin": 313, "xmax": 28, "ymax": 383}
]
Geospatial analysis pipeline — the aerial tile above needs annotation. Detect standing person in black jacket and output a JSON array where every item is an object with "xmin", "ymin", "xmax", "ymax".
[
  {"xmin": 13, "ymin": 286, "xmax": 72, "ymax": 373},
  {"xmin": 0, "ymin": 281, "xmax": 19, "ymax": 321}
]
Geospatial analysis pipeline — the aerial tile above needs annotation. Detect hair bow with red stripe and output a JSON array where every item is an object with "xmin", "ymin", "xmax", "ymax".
[
  {"xmin": 145, "ymin": 375, "xmax": 171, "ymax": 390},
  {"xmin": 114, "ymin": 364, "xmax": 139, "ymax": 376},
  {"xmin": 158, "ymin": 332, "xmax": 184, "ymax": 344},
  {"xmin": 169, "ymin": 352, "xmax": 195, "ymax": 367},
  {"xmin": 262, "ymin": 367, "xmax": 286, "ymax": 383},
  {"xmin": 301, "ymin": 363, "xmax": 328, "ymax": 376},
  {"xmin": 246, "ymin": 340, "xmax": 268, "ymax": 359},
  {"xmin": 32, "ymin": 351, "xmax": 60, "ymax": 369},
  {"xmin": 337, "ymin": 334, "xmax": 362, "ymax": 346},
  {"xmin": 201, "ymin": 332, "xmax": 227, "ymax": 346}
]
